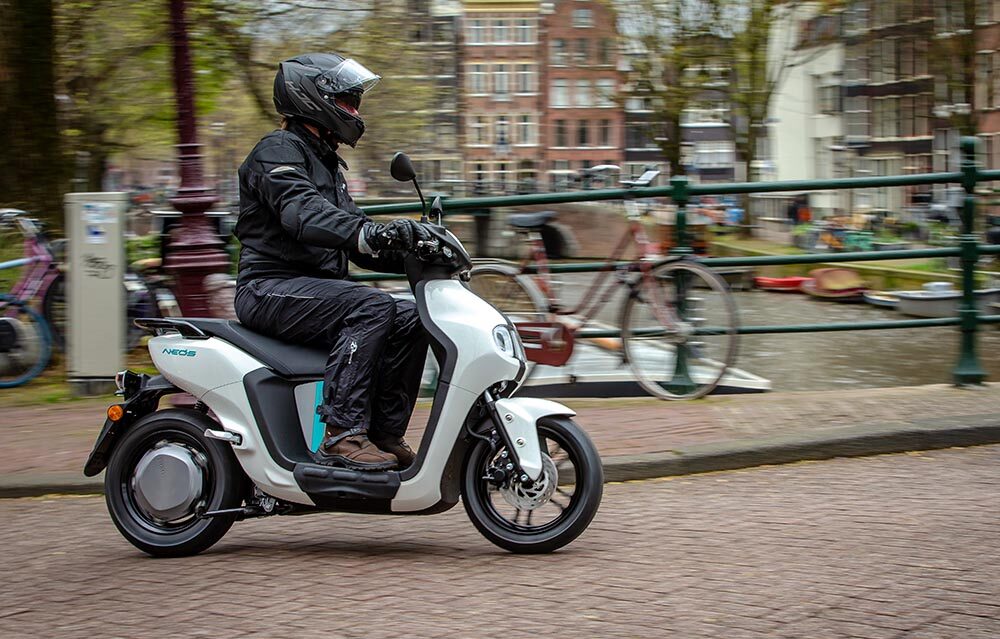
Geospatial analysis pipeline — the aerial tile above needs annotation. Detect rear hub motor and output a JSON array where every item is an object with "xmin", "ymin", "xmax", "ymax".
[{"xmin": 130, "ymin": 441, "xmax": 207, "ymax": 524}]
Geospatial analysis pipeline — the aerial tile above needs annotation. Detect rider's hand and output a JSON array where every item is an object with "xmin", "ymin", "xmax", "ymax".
[{"xmin": 361, "ymin": 219, "xmax": 432, "ymax": 253}]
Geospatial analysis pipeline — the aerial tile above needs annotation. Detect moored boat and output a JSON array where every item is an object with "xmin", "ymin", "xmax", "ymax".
[
  {"xmin": 863, "ymin": 291, "xmax": 900, "ymax": 309},
  {"xmin": 802, "ymin": 268, "xmax": 868, "ymax": 303},
  {"xmin": 753, "ymin": 275, "xmax": 812, "ymax": 292},
  {"xmin": 896, "ymin": 282, "xmax": 1000, "ymax": 318}
]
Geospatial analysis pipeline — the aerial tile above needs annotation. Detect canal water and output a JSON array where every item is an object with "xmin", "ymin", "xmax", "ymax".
[{"xmin": 735, "ymin": 291, "xmax": 1000, "ymax": 391}]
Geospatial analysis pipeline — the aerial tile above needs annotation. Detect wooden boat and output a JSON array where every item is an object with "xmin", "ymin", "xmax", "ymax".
[
  {"xmin": 863, "ymin": 291, "xmax": 900, "ymax": 309},
  {"xmin": 896, "ymin": 282, "xmax": 1000, "ymax": 318},
  {"xmin": 801, "ymin": 268, "xmax": 868, "ymax": 302},
  {"xmin": 753, "ymin": 275, "xmax": 812, "ymax": 292}
]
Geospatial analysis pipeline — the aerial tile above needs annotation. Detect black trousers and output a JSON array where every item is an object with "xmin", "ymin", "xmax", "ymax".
[{"xmin": 234, "ymin": 277, "xmax": 427, "ymax": 437}]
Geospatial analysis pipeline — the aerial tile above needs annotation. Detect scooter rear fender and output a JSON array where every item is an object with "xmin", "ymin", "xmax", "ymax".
[
  {"xmin": 82, "ymin": 375, "xmax": 181, "ymax": 477},
  {"xmin": 492, "ymin": 398, "xmax": 576, "ymax": 481}
]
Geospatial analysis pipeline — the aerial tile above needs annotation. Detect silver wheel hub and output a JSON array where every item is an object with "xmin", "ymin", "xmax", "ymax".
[
  {"xmin": 131, "ymin": 441, "xmax": 206, "ymax": 523},
  {"xmin": 500, "ymin": 454, "xmax": 558, "ymax": 511}
]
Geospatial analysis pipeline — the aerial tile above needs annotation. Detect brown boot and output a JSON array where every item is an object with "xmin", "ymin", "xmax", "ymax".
[
  {"xmin": 370, "ymin": 434, "xmax": 416, "ymax": 469},
  {"xmin": 314, "ymin": 427, "xmax": 398, "ymax": 471}
]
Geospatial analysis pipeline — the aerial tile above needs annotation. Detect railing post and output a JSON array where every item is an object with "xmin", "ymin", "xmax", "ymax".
[
  {"xmin": 670, "ymin": 175, "xmax": 692, "ymax": 255},
  {"xmin": 953, "ymin": 136, "xmax": 986, "ymax": 386}
]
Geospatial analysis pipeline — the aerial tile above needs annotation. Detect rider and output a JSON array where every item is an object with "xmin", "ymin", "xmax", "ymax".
[{"xmin": 234, "ymin": 53, "xmax": 430, "ymax": 471}]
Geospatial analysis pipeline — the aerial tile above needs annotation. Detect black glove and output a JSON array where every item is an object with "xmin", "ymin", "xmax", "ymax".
[{"xmin": 362, "ymin": 219, "xmax": 433, "ymax": 253}]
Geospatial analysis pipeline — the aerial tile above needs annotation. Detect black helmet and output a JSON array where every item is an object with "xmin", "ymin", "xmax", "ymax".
[{"xmin": 273, "ymin": 53, "xmax": 380, "ymax": 148}]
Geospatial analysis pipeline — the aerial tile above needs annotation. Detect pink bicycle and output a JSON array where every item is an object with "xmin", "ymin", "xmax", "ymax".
[
  {"xmin": 0, "ymin": 209, "xmax": 59, "ymax": 386},
  {"xmin": 467, "ymin": 168, "xmax": 739, "ymax": 400}
]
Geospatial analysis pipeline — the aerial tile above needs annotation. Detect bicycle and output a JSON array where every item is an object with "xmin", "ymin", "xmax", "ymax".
[
  {"xmin": 467, "ymin": 167, "xmax": 739, "ymax": 400},
  {"xmin": 0, "ymin": 210, "xmax": 55, "ymax": 387}
]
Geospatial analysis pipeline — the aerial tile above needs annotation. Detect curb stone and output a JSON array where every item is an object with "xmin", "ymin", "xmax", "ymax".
[{"xmin": 3, "ymin": 419, "xmax": 999, "ymax": 499}]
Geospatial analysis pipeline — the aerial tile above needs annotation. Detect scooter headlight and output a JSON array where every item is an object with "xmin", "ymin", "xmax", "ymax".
[{"xmin": 493, "ymin": 325, "xmax": 525, "ymax": 363}]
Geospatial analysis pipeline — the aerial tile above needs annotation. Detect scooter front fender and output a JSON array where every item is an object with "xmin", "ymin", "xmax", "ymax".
[{"xmin": 492, "ymin": 398, "xmax": 576, "ymax": 481}]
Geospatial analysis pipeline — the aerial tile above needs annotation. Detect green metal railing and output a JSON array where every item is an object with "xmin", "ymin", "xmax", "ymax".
[{"xmin": 363, "ymin": 136, "xmax": 1000, "ymax": 386}]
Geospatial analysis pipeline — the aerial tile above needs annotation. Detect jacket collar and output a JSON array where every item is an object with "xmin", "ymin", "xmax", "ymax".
[{"xmin": 286, "ymin": 120, "xmax": 349, "ymax": 170}]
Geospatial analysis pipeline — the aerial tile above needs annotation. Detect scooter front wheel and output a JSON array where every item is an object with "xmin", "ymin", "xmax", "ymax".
[
  {"xmin": 104, "ymin": 410, "xmax": 246, "ymax": 557},
  {"xmin": 462, "ymin": 416, "xmax": 603, "ymax": 553}
]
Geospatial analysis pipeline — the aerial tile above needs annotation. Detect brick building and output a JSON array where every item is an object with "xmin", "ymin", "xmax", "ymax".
[
  {"xmin": 460, "ymin": 0, "xmax": 544, "ymax": 193},
  {"xmin": 541, "ymin": 0, "xmax": 624, "ymax": 189}
]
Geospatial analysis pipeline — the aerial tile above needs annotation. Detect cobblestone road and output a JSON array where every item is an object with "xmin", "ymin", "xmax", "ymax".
[{"xmin": 2, "ymin": 446, "xmax": 998, "ymax": 638}]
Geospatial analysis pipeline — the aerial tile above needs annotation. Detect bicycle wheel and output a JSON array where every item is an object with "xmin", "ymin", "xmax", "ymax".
[
  {"xmin": 42, "ymin": 273, "xmax": 67, "ymax": 350},
  {"xmin": 467, "ymin": 263, "xmax": 547, "ymax": 322},
  {"xmin": 620, "ymin": 261, "xmax": 738, "ymax": 400},
  {"xmin": 0, "ymin": 298, "xmax": 52, "ymax": 388}
]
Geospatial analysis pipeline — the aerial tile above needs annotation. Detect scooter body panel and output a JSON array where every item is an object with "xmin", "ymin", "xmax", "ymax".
[
  {"xmin": 149, "ymin": 334, "xmax": 263, "ymax": 398},
  {"xmin": 388, "ymin": 279, "xmax": 525, "ymax": 513}
]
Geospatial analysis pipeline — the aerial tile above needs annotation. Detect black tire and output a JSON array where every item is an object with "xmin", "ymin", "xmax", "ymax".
[
  {"xmin": 462, "ymin": 416, "xmax": 603, "ymax": 554},
  {"xmin": 104, "ymin": 409, "xmax": 247, "ymax": 557},
  {"xmin": 41, "ymin": 273, "xmax": 66, "ymax": 351}
]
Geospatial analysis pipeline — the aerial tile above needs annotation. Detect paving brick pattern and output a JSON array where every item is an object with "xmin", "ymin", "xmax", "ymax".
[
  {"xmin": 4, "ymin": 383, "xmax": 1000, "ymax": 479},
  {"xmin": 1, "ymin": 446, "xmax": 998, "ymax": 638}
]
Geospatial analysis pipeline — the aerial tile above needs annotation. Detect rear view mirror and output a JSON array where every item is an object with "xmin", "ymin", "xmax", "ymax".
[{"xmin": 390, "ymin": 152, "xmax": 416, "ymax": 182}]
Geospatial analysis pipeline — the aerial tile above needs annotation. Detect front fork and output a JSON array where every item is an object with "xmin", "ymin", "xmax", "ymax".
[{"xmin": 475, "ymin": 389, "xmax": 545, "ymax": 484}]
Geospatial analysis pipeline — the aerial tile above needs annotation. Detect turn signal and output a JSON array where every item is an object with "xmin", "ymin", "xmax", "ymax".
[{"xmin": 107, "ymin": 405, "xmax": 125, "ymax": 422}]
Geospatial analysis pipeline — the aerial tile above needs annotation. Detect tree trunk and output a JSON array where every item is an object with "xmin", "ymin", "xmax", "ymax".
[{"xmin": 0, "ymin": 0, "xmax": 67, "ymax": 226}]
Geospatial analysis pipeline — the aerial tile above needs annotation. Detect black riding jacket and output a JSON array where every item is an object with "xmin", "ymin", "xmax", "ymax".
[{"xmin": 235, "ymin": 122, "xmax": 402, "ymax": 286}]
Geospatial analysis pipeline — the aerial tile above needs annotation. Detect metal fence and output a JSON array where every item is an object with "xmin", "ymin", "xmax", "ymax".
[{"xmin": 364, "ymin": 137, "xmax": 1000, "ymax": 386}]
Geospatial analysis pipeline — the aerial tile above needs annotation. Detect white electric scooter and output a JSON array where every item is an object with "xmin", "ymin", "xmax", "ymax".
[{"xmin": 85, "ymin": 152, "xmax": 603, "ymax": 557}]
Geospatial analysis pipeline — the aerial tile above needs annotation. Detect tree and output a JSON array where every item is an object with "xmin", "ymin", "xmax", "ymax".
[
  {"xmin": 0, "ymin": 0, "xmax": 66, "ymax": 223},
  {"xmin": 620, "ymin": 0, "xmax": 726, "ymax": 178}
]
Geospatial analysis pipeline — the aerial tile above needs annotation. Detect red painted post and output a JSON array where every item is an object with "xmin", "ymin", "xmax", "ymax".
[{"xmin": 164, "ymin": 0, "xmax": 229, "ymax": 317}]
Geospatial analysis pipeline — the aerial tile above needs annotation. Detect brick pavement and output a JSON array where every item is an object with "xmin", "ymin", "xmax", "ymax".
[
  {"xmin": 2, "ymin": 383, "xmax": 1000, "ymax": 481},
  {"xmin": 1, "ymin": 446, "xmax": 998, "ymax": 638}
]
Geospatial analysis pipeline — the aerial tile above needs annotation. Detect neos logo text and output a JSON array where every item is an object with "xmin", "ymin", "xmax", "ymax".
[{"xmin": 162, "ymin": 348, "xmax": 197, "ymax": 357}]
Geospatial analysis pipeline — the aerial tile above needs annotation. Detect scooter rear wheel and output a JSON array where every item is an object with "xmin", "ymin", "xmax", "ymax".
[
  {"xmin": 462, "ymin": 416, "xmax": 603, "ymax": 553},
  {"xmin": 104, "ymin": 410, "xmax": 245, "ymax": 557}
]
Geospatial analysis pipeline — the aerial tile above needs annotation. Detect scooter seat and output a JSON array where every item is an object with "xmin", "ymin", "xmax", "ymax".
[
  {"xmin": 507, "ymin": 211, "xmax": 556, "ymax": 228},
  {"xmin": 180, "ymin": 318, "xmax": 327, "ymax": 377}
]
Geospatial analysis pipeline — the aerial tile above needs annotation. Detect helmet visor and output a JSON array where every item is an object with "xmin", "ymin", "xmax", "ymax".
[{"xmin": 316, "ymin": 59, "xmax": 381, "ymax": 96}]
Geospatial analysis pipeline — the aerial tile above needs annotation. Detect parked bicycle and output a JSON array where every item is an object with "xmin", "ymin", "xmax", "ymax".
[
  {"xmin": 467, "ymin": 167, "xmax": 739, "ymax": 400},
  {"xmin": 0, "ymin": 209, "xmax": 56, "ymax": 387}
]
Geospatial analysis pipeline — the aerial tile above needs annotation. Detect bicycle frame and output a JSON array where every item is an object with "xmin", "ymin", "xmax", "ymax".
[
  {"xmin": 515, "ymin": 201, "xmax": 673, "ymax": 328},
  {"xmin": 1, "ymin": 216, "xmax": 59, "ymax": 309}
]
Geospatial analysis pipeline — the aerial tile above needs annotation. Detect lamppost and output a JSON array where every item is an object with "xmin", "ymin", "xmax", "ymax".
[{"xmin": 164, "ymin": 0, "xmax": 229, "ymax": 316}]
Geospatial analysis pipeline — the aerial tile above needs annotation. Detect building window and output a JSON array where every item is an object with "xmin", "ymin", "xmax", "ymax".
[
  {"xmin": 882, "ymin": 39, "xmax": 896, "ymax": 83},
  {"xmin": 469, "ymin": 116, "xmax": 489, "ymax": 146},
  {"xmin": 493, "ymin": 19, "xmax": 510, "ymax": 44},
  {"xmin": 577, "ymin": 120, "xmax": 589, "ymax": 147},
  {"xmin": 516, "ymin": 64, "xmax": 536, "ymax": 93},
  {"xmin": 575, "ymin": 79, "xmax": 591, "ymax": 106},
  {"xmin": 468, "ymin": 63, "xmax": 488, "ymax": 94},
  {"xmin": 554, "ymin": 119, "xmax": 568, "ymax": 147},
  {"xmin": 694, "ymin": 141, "xmax": 735, "ymax": 168},
  {"xmin": 816, "ymin": 77, "xmax": 841, "ymax": 114},
  {"xmin": 551, "ymin": 39, "xmax": 567, "ymax": 65},
  {"xmin": 495, "ymin": 117, "xmax": 511, "ymax": 148},
  {"xmin": 598, "ymin": 38, "xmax": 612, "ymax": 65},
  {"xmin": 845, "ymin": 95, "xmax": 871, "ymax": 140},
  {"xmin": 977, "ymin": 52, "xmax": 994, "ymax": 111},
  {"xmin": 516, "ymin": 114, "xmax": 536, "ymax": 145},
  {"xmin": 551, "ymin": 80, "xmax": 569, "ymax": 107},
  {"xmin": 625, "ymin": 96, "xmax": 650, "ymax": 111},
  {"xmin": 994, "ymin": 52, "xmax": 1000, "ymax": 107},
  {"xmin": 899, "ymin": 38, "xmax": 914, "ymax": 79},
  {"xmin": 901, "ymin": 96, "xmax": 915, "ymax": 138},
  {"xmin": 572, "ymin": 8, "xmax": 593, "ymax": 27},
  {"xmin": 575, "ymin": 39, "xmax": 589, "ymax": 64},
  {"xmin": 916, "ymin": 94, "xmax": 931, "ymax": 136},
  {"xmin": 595, "ymin": 78, "xmax": 615, "ymax": 107},
  {"xmin": 468, "ymin": 19, "xmax": 487, "ymax": 45},
  {"xmin": 494, "ymin": 64, "xmax": 511, "ymax": 97},
  {"xmin": 598, "ymin": 119, "xmax": 612, "ymax": 147},
  {"xmin": 515, "ymin": 18, "xmax": 534, "ymax": 43}
]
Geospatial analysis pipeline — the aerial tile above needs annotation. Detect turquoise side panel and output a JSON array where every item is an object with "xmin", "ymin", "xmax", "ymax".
[{"xmin": 310, "ymin": 382, "xmax": 324, "ymax": 452}]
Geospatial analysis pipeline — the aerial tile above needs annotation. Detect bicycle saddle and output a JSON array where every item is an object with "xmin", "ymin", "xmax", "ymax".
[{"xmin": 507, "ymin": 211, "xmax": 556, "ymax": 229}]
